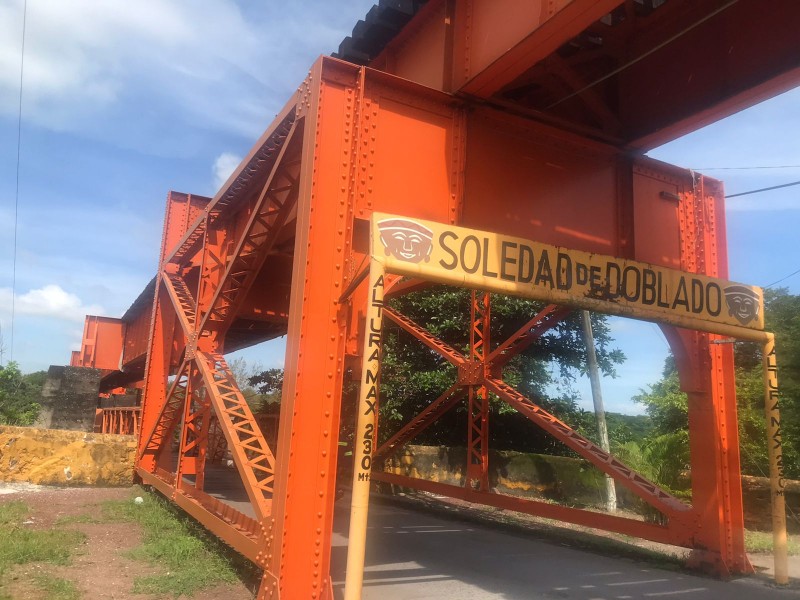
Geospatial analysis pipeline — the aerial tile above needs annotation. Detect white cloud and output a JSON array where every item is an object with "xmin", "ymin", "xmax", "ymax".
[
  {"xmin": 0, "ymin": 0, "xmax": 262, "ymax": 135},
  {"xmin": 213, "ymin": 152, "xmax": 242, "ymax": 190},
  {"xmin": 0, "ymin": 0, "xmax": 377, "ymax": 140},
  {"xmin": 0, "ymin": 284, "xmax": 104, "ymax": 322}
]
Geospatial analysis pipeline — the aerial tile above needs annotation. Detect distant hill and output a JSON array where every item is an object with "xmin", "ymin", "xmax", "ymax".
[{"xmin": 604, "ymin": 412, "xmax": 653, "ymax": 444}]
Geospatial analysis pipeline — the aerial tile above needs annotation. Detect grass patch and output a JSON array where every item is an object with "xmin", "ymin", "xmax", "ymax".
[
  {"xmin": 0, "ymin": 501, "xmax": 28, "ymax": 527},
  {"xmin": 54, "ymin": 514, "xmax": 100, "ymax": 526},
  {"xmin": 32, "ymin": 573, "xmax": 81, "ymax": 600},
  {"xmin": 0, "ymin": 528, "xmax": 85, "ymax": 575},
  {"xmin": 0, "ymin": 500, "xmax": 86, "ymax": 599},
  {"xmin": 745, "ymin": 530, "xmax": 800, "ymax": 555},
  {"xmin": 101, "ymin": 489, "xmax": 253, "ymax": 597},
  {"xmin": 0, "ymin": 501, "xmax": 86, "ymax": 578}
]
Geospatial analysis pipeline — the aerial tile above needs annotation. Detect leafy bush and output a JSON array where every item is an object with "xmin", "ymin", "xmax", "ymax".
[{"xmin": 0, "ymin": 362, "xmax": 46, "ymax": 426}]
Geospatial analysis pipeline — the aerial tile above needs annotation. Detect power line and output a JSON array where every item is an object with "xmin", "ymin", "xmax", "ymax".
[
  {"xmin": 11, "ymin": 0, "xmax": 28, "ymax": 364},
  {"xmin": 725, "ymin": 179, "xmax": 800, "ymax": 199},
  {"xmin": 765, "ymin": 267, "xmax": 800, "ymax": 289},
  {"xmin": 693, "ymin": 165, "xmax": 800, "ymax": 171}
]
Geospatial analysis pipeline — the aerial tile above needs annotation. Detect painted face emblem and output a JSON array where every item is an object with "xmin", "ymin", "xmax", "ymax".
[
  {"xmin": 377, "ymin": 218, "xmax": 434, "ymax": 264},
  {"xmin": 723, "ymin": 285, "xmax": 760, "ymax": 325}
]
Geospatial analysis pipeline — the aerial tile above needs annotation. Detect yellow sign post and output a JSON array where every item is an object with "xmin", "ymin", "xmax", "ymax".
[
  {"xmin": 344, "ymin": 258, "xmax": 386, "ymax": 600},
  {"xmin": 763, "ymin": 334, "xmax": 789, "ymax": 585},
  {"xmin": 343, "ymin": 213, "xmax": 787, "ymax": 598}
]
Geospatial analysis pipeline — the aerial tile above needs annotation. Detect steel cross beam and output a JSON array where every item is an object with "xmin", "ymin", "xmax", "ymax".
[
  {"xmin": 488, "ymin": 304, "xmax": 572, "ymax": 369},
  {"xmin": 176, "ymin": 370, "xmax": 213, "ymax": 486},
  {"xmin": 163, "ymin": 273, "xmax": 198, "ymax": 338},
  {"xmin": 139, "ymin": 359, "xmax": 191, "ymax": 465},
  {"xmin": 198, "ymin": 124, "xmax": 301, "ymax": 340},
  {"xmin": 375, "ymin": 293, "xmax": 693, "ymax": 542},
  {"xmin": 383, "ymin": 306, "xmax": 466, "ymax": 366},
  {"xmin": 374, "ymin": 383, "xmax": 465, "ymax": 459},
  {"xmin": 165, "ymin": 113, "xmax": 297, "ymax": 268},
  {"xmin": 197, "ymin": 351, "xmax": 275, "ymax": 521},
  {"xmin": 483, "ymin": 376, "xmax": 692, "ymax": 522},
  {"xmin": 174, "ymin": 364, "xmax": 206, "ymax": 486},
  {"xmin": 377, "ymin": 298, "xmax": 572, "ymax": 462}
]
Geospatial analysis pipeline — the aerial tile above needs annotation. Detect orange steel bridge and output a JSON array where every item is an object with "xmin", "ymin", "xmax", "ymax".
[{"xmin": 68, "ymin": 1, "xmax": 800, "ymax": 597}]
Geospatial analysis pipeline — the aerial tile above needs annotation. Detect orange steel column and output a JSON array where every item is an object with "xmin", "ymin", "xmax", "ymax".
[
  {"xmin": 138, "ymin": 283, "xmax": 177, "ymax": 472},
  {"xmin": 466, "ymin": 291, "xmax": 490, "ymax": 491},
  {"xmin": 660, "ymin": 174, "xmax": 750, "ymax": 575},
  {"xmin": 268, "ymin": 60, "xmax": 362, "ymax": 599}
]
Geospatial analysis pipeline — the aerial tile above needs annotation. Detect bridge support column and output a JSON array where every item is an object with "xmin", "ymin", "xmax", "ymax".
[{"xmin": 267, "ymin": 60, "xmax": 362, "ymax": 599}]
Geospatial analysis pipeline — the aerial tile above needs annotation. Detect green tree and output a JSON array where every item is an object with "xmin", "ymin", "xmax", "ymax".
[
  {"xmin": 630, "ymin": 359, "xmax": 690, "ymax": 493},
  {"xmin": 248, "ymin": 368, "xmax": 284, "ymax": 415},
  {"xmin": 633, "ymin": 357, "xmax": 687, "ymax": 434},
  {"xmin": 0, "ymin": 362, "xmax": 46, "ymax": 426},
  {"xmin": 632, "ymin": 288, "xmax": 800, "ymax": 482}
]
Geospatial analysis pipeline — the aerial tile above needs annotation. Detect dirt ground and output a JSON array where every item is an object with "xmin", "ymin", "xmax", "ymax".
[
  {"xmin": 0, "ymin": 483, "xmax": 794, "ymax": 598},
  {"xmin": 0, "ymin": 484, "xmax": 255, "ymax": 600}
]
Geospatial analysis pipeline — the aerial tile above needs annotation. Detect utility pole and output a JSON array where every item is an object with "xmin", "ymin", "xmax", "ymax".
[{"xmin": 581, "ymin": 310, "xmax": 617, "ymax": 513}]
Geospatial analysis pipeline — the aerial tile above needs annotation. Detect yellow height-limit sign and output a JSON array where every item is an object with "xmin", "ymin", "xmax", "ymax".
[{"xmin": 371, "ymin": 213, "xmax": 764, "ymax": 334}]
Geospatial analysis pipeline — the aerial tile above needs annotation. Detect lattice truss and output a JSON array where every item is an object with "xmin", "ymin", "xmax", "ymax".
[
  {"xmin": 137, "ymin": 115, "xmax": 301, "ymax": 546},
  {"xmin": 374, "ymin": 287, "xmax": 696, "ymax": 546}
]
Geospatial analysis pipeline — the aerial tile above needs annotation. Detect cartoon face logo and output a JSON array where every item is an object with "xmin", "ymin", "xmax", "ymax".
[
  {"xmin": 377, "ymin": 218, "xmax": 434, "ymax": 263},
  {"xmin": 723, "ymin": 285, "xmax": 761, "ymax": 325}
]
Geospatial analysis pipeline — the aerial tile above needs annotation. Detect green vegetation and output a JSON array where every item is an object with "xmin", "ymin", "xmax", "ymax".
[
  {"xmin": 0, "ymin": 500, "xmax": 85, "ymax": 599},
  {"xmin": 603, "ymin": 412, "xmax": 653, "ymax": 445},
  {"xmin": 744, "ymin": 530, "xmax": 800, "ymax": 555},
  {"xmin": 0, "ymin": 501, "xmax": 27, "ymax": 526},
  {"xmin": 628, "ymin": 289, "xmax": 800, "ymax": 485},
  {"xmin": 101, "ymin": 488, "xmax": 253, "ymax": 597},
  {"xmin": 0, "ymin": 362, "xmax": 47, "ymax": 426},
  {"xmin": 31, "ymin": 574, "xmax": 81, "ymax": 600}
]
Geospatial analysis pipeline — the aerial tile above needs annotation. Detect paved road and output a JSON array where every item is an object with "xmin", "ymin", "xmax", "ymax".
[{"xmin": 329, "ymin": 498, "xmax": 799, "ymax": 600}]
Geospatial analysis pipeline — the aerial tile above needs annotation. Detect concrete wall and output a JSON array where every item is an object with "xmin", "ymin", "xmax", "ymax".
[
  {"xmin": 387, "ymin": 445, "xmax": 799, "ymax": 532},
  {"xmin": 0, "ymin": 426, "xmax": 136, "ymax": 486},
  {"xmin": 34, "ymin": 366, "xmax": 101, "ymax": 431}
]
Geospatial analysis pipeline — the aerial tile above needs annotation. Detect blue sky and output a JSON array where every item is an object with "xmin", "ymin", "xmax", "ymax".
[{"xmin": 1, "ymin": 1, "xmax": 798, "ymax": 415}]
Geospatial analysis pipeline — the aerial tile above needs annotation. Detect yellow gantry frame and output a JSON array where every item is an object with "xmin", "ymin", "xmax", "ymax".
[{"xmin": 344, "ymin": 214, "xmax": 788, "ymax": 599}]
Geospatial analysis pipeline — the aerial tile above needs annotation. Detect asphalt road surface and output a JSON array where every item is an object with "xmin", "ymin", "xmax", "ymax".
[{"xmin": 329, "ymin": 498, "xmax": 799, "ymax": 600}]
